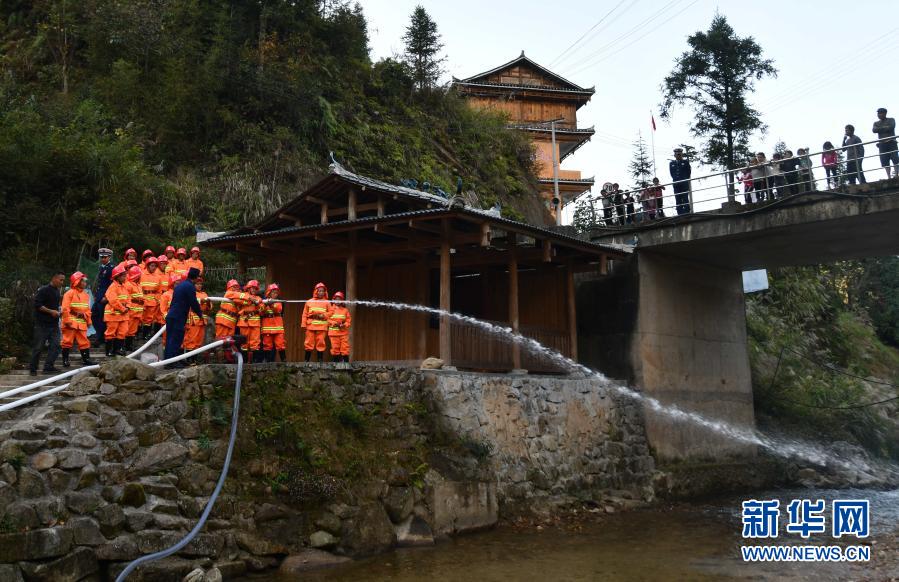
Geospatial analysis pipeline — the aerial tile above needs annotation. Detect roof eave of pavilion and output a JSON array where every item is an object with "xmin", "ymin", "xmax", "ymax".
[
  {"xmin": 455, "ymin": 52, "xmax": 594, "ymax": 93},
  {"xmin": 203, "ymin": 205, "xmax": 625, "ymax": 260}
]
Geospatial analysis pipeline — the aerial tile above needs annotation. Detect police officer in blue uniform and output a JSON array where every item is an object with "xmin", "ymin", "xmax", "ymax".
[
  {"xmin": 91, "ymin": 248, "xmax": 114, "ymax": 348},
  {"xmin": 669, "ymin": 148, "xmax": 692, "ymax": 215}
]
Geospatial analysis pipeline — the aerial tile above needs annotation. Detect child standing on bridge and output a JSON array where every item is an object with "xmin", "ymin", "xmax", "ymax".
[{"xmin": 822, "ymin": 142, "xmax": 839, "ymax": 189}]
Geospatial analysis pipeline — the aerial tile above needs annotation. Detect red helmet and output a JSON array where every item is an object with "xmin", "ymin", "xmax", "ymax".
[
  {"xmin": 126, "ymin": 259, "xmax": 138, "ymax": 268},
  {"xmin": 111, "ymin": 265, "xmax": 127, "ymax": 279},
  {"xmin": 265, "ymin": 283, "xmax": 280, "ymax": 297},
  {"xmin": 146, "ymin": 256, "xmax": 159, "ymax": 265},
  {"xmin": 313, "ymin": 282, "xmax": 328, "ymax": 298},
  {"xmin": 176, "ymin": 247, "xmax": 187, "ymax": 258},
  {"xmin": 245, "ymin": 279, "xmax": 260, "ymax": 290},
  {"xmin": 332, "ymin": 291, "xmax": 345, "ymax": 300},
  {"xmin": 165, "ymin": 245, "xmax": 175, "ymax": 254},
  {"xmin": 125, "ymin": 248, "xmax": 136, "ymax": 258},
  {"xmin": 190, "ymin": 246, "xmax": 200, "ymax": 254},
  {"xmin": 69, "ymin": 271, "xmax": 87, "ymax": 287},
  {"xmin": 127, "ymin": 265, "xmax": 142, "ymax": 281},
  {"xmin": 169, "ymin": 273, "xmax": 182, "ymax": 285},
  {"xmin": 157, "ymin": 255, "xmax": 169, "ymax": 264},
  {"xmin": 141, "ymin": 249, "xmax": 154, "ymax": 260},
  {"xmin": 226, "ymin": 279, "xmax": 241, "ymax": 290}
]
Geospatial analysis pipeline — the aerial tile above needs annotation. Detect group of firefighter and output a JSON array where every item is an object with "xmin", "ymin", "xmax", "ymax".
[{"xmin": 61, "ymin": 246, "xmax": 352, "ymax": 367}]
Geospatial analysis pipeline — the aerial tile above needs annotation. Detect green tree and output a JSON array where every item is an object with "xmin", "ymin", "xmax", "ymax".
[
  {"xmin": 572, "ymin": 194, "xmax": 598, "ymax": 233},
  {"xmin": 629, "ymin": 132, "xmax": 653, "ymax": 186},
  {"xmin": 660, "ymin": 14, "xmax": 776, "ymax": 197},
  {"xmin": 402, "ymin": 5, "xmax": 445, "ymax": 91}
]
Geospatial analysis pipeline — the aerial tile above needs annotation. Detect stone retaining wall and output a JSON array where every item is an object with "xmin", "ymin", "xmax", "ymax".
[{"xmin": 0, "ymin": 360, "xmax": 653, "ymax": 581}]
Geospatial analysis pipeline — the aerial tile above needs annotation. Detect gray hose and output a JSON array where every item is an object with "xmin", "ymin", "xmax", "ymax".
[{"xmin": 116, "ymin": 349, "xmax": 244, "ymax": 581}]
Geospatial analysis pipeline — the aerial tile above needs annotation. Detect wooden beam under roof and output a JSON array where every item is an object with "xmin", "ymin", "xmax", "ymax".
[{"xmin": 278, "ymin": 213, "xmax": 303, "ymax": 226}]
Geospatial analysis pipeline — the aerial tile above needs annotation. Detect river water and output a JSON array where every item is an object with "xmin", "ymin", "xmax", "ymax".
[{"xmin": 247, "ymin": 488, "xmax": 899, "ymax": 582}]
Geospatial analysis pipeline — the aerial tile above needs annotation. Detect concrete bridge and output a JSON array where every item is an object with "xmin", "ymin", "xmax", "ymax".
[{"xmin": 576, "ymin": 182, "xmax": 899, "ymax": 462}]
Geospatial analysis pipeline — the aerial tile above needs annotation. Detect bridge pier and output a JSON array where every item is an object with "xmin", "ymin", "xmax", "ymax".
[{"xmin": 578, "ymin": 252, "xmax": 756, "ymax": 461}]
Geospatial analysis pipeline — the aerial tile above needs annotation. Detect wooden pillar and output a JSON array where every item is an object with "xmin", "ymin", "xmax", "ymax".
[
  {"xmin": 320, "ymin": 202, "xmax": 329, "ymax": 225},
  {"xmin": 417, "ymin": 255, "xmax": 429, "ymax": 360},
  {"xmin": 237, "ymin": 254, "xmax": 247, "ymax": 278},
  {"xmin": 439, "ymin": 221, "xmax": 451, "ymax": 364},
  {"xmin": 348, "ymin": 189, "xmax": 357, "ymax": 221},
  {"xmin": 509, "ymin": 239, "xmax": 521, "ymax": 370},
  {"xmin": 376, "ymin": 195, "xmax": 385, "ymax": 217},
  {"xmin": 346, "ymin": 232, "xmax": 357, "ymax": 362},
  {"xmin": 566, "ymin": 264, "xmax": 578, "ymax": 361}
]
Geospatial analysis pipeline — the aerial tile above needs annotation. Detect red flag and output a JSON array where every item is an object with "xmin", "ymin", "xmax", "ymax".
[{"xmin": 651, "ymin": 114, "xmax": 657, "ymax": 131}]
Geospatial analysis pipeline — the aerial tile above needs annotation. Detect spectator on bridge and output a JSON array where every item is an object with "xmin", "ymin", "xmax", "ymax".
[
  {"xmin": 740, "ymin": 160, "xmax": 754, "ymax": 203},
  {"xmin": 642, "ymin": 178, "xmax": 664, "ymax": 220},
  {"xmin": 797, "ymin": 148, "xmax": 816, "ymax": 192},
  {"xmin": 770, "ymin": 152, "xmax": 786, "ymax": 199},
  {"xmin": 624, "ymin": 189, "xmax": 636, "ymax": 224},
  {"xmin": 822, "ymin": 142, "xmax": 839, "ymax": 189},
  {"xmin": 780, "ymin": 149, "xmax": 800, "ymax": 196},
  {"xmin": 752, "ymin": 152, "xmax": 770, "ymax": 202},
  {"xmin": 599, "ymin": 182, "xmax": 614, "ymax": 225},
  {"xmin": 669, "ymin": 148, "xmax": 692, "ymax": 215},
  {"xmin": 842, "ymin": 124, "xmax": 866, "ymax": 185},
  {"xmin": 873, "ymin": 107, "xmax": 899, "ymax": 179},
  {"xmin": 611, "ymin": 183, "xmax": 625, "ymax": 225}
]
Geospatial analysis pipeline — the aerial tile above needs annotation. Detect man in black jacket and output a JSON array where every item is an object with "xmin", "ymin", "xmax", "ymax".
[
  {"xmin": 163, "ymin": 267, "xmax": 205, "ymax": 368},
  {"xmin": 669, "ymin": 148, "xmax": 692, "ymax": 215},
  {"xmin": 29, "ymin": 272, "xmax": 65, "ymax": 376}
]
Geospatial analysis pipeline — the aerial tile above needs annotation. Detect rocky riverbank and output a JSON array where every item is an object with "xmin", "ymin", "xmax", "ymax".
[{"xmin": 0, "ymin": 359, "xmax": 655, "ymax": 580}]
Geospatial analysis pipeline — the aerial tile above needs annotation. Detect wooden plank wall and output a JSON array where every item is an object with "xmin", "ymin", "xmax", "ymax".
[
  {"xmin": 467, "ymin": 98, "xmax": 577, "ymax": 126},
  {"xmin": 354, "ymin": 262, "xmax": 426, "ymax": 361}
]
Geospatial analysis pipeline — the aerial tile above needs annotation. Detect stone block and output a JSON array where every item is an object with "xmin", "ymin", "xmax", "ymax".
[
  {"xmin": 0, "ymin": 564, "xmax": 23, "ymax": 582},
  {"xmin": 131, "ymin": 442, "xmax": 188, "ymax": 475},
  {"xmin": 17, "ymin": 467, "xmax": 47, "ymax": 499},
  {"xmin": 31, "ymin": 452, "xmax": 57, "ymax": 471},
  {"xmin": 68, "ymin": 517, "xmax": 106, "ymax": 546},
  {"xmin": 338, "ymin": 503, "xmax": 395, "ymax": 557},
  {"xmin": 234, "ymin": 531, "xmax": 289, "ymax": 556},
  {"xmin": 0, "ymin": 528, "xmax": 72, "ymax": 561},
  {"xmin": 308, "ymin": 530, "xmax": 338, "ymax": 549},
  {"xmin": 99, "ymin": 358, "xmax": 156, "ymax": 384},
  {"xmin": 96, "ymin": 503, "xmax": 126, "ymax": 537},
  {"xmin": 19, "ymin": 547, "xmax": 98, "ymax": 582},
  {"xmin": 57, "ymin": 449, "xmax": 91, "ymax": 470},
  {"xmin": 428, "ymin": 480, "xmax": 498, "ymax": 535},
  {"xmin": 64, "ymin": 491, "xmax": 102, "ymax": 514},
  {"xmin": 382, "ymin": 487, "xmax": 414, "ymax": 523},
  {"xmin": 96, "ymin": 535, "xmax": 140, "ymax": 561}
]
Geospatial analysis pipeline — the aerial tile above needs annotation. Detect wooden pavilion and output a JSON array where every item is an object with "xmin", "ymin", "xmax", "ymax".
[
  {"xmin": 203, "ymin": 164, "xmax": 625, "ymax": 372},
  {"xmin": 453, "ymin": 52, "xmax": 596, "ymax": 222}
]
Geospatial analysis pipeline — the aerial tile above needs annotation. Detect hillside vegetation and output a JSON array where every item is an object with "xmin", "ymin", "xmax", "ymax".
[{"xmin": 0, "ymin": 0, "xmax": 538, "ymax": 279}]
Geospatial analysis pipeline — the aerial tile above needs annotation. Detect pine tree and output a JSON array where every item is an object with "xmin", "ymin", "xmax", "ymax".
[
  {"xmin": 572, "ymin": 195, "xmax": 598, "ymax": 233},
  {"xmin": 402, "ymin": 6, "xmax": 445, "ymax": 91},
  {"xmin": 629, "ymin": 132, "xmax": 653, "ymax": 188}
]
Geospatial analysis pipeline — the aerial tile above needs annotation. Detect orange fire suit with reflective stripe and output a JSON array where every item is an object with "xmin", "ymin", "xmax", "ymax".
[
  {"xmin": 215, "ymin": 290, "xmax": 252, "ymax": 339},
  {"xmin": 103, "ymin": 282, "xmax": 130, "ymax": 340},
  {"xmin": 237, "ymin": 297, "xmax": 262, "ymax": 351},
  {"xmin": 61, "ymin": 288, "xmax": 92, "ymax": 350},
  {"xmin": 125, "ymin": 280, "xmax": 144, "ymax": 337},
  {"xmin": 302, "ymin": 298, "xmax": 331, "ymax": 352},
  {"xmin": 184, "ymin": 291, "xmax": 210, "ymax": 350},
  {"xmin": 140, "ymin": 270, "xmax": 162, "ymax": 325},
  {"xmin": 185, "ymin": 258, "xmax": 204, "ymax": 275},
  {"xmin": 327, "ymin": 305, "xmax": 351, "ymax": 356},
  {"xmin": 261, "ymin": 301, "xmax": 285, "ymax": 351}
]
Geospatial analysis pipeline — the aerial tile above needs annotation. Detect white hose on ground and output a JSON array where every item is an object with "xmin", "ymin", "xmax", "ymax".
[
  {"xmin": 0, "ymin": 332, "xmax": 223, "ymax": 413},
  {"xmin": 115, "ymin": 348, "xmax": 244, "ymax": 582}
]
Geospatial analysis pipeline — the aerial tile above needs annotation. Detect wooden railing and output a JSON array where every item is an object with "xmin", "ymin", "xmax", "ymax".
[{"xmin": 450, "ymin": 320, "xmax": 570, "ymax": 373}]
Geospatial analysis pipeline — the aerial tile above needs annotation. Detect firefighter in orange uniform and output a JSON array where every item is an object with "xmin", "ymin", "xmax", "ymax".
[
  {"xmin": 124, "ymin": 265, "xmax": 144, "ymax": 352},
  {"xmin": 116, "ymin": 248, "xmax": 137, "ymax": 271},
  {"xmin": 183, "ymin": 277, "xmax": 210, "ymax": 357},
  {"xmin": 215, "ymin": 280, "xmax": 247, "ymax": 339},
  {"xmin": 171, "ymin": 248, "xmax": 188, "ymax": 279},
  {"xmin": 327, "ymin": 291, "xmax": 352, "ymax": 364},
  {"xmin": 103, "ymin": 265, "xmax": 130, "ymax": 356},
  {"xmin": 139, "ymin": 256, "xmax": 162, "ymax": 339},
  {"xmin": 185, "ymin": 247, "xmax": 204, "ymax": 275},
  {"xmin": 61, "ymin": 271, "xmax": 96, "ymax": 367},
  {"xmin": 261, "ymin": 283, "xmax": 286, "ymax": 363},
  {"xmin": 155, "ymin": 256, "xmax": 170, "ymax": 326},
  {"xmin": 140, "ymin": 249, "xmax": 155, "ymax": 273},
  {"xmin": 302, "ymin": 282, "xmax": 330, "ymax": 364},
  {"xmin": 236, "ymin": 280, "xmax": 263, "ymax": 363}
]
